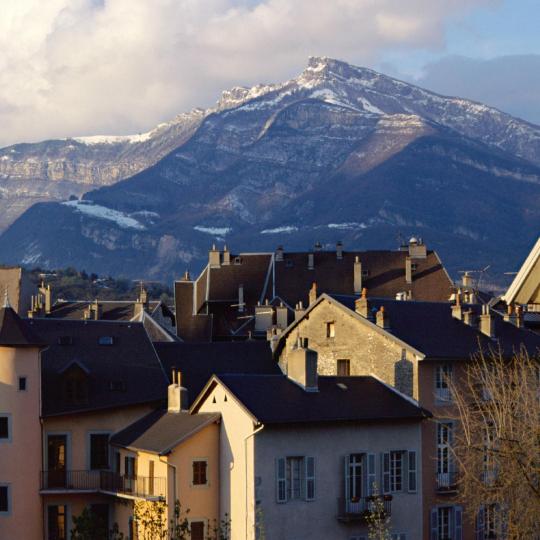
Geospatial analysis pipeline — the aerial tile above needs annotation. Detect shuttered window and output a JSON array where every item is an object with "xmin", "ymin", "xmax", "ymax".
[{"xmin": 407, "ymin": 451, "xmax": 417, "ymax": 493}]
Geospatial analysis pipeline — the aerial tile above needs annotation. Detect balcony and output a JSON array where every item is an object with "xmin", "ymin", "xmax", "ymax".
[
  {"xmin": 436, "ymin": 471, "xmax": 458, "ymax": 493},
  {"xmin": 40, "ymin": 470, "xmax": 166, "ymax": 500},
  {"xmin": 337, "ymin": 495, "xmax": 392, "ymax": 523}
]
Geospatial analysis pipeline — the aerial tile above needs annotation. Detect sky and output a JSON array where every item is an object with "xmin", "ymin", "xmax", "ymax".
[{"xmin": 1, "ymin": 0, "xmax": 539, "ymax": 148}]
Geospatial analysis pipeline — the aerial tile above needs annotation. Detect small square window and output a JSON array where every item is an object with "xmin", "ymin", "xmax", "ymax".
[
  {"xmin": 0, "ymin": 417, "xmax": 9, "ymax": 440},
  {"xmin": 234, "ymin": 257, "xmax": 242, "ymax": 265},
  {"xmin": 18, "ymin": 377, "xmax": 27, "ymax": 391},
  {"xmin": 337, "ymin": 359, "xmax": 350, "ymax": 376},
  {"xmin": 192, "ymin": 460, "xmax": 208, "ymax": 485},
  {"xmin": 326, "ymin": 321, "xmax": 335, "ymax": 338},
  {"xmin": 0, "ymin": 485, "xmax": 9, "ymax": 513}
]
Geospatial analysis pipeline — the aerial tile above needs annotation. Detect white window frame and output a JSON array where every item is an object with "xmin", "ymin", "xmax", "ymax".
[
  {"xmin": 0, "ymin": 483, "xmax": 11, "ymax": 516},
  {"xmin": 407, "ymin": 451, "xmax": 417, "ymax": 493},
  {"xmin": 191, "ymin": 458, "xmax": 210, "ymax": 488},
  {"xmin": 437, "ymin": 422, "xmax": 454, "ymax": 488},
  {"xmin": 0, "ymin": 414, "xmax": 12, "ymax": 444},
  {"xmin": 390, "ymin": 451, "xmax": 403, "ymax": 492},
  {"xmin": 435, "ymin": 364, "xmax": 453, "ymax": 402}
]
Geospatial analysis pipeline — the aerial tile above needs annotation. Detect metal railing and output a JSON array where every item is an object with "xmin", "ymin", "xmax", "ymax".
[
  {"xmin": 40, "ymin": 470, "xmax": 166, "ymax": 499},
  {"xmin": 337, "ymin": 495, "xmax": 392, "ymax": 522},
  {"xmin": 436, "ymin": 471, "xmax": 458, "ymax": 491}
]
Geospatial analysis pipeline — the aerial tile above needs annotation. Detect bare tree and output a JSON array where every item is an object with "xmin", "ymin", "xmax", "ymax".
[{"xmin": 450, "ymin": 348, "xmax": 540, "ymax": 539}]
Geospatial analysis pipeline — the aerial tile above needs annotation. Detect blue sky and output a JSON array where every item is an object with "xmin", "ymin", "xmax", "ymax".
[{"xmin": 1, "ymin": 0, "xmax": 539, "ymax": 147}]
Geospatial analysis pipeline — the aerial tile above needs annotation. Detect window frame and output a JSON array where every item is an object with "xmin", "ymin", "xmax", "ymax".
[
  {"xmin": 87, "ymin": 431, "xmax": 111, "ymax": 471},
  {"xmin": 18, "ymin": 376, "xmax": 27, "ymax": 392},
  {"xmin": 188, "ymin": 519, "xmax": 207, "ymax": 540},
  {"xmin": 326, "ymin": 321, "xmax": 335, "ymax": 339},
  {"xmin": 276, "ymin": 456, "xmax": 315, "ymax": 503},
  {"xmin": 337, "ymin": 359, "xmax": 351, "ymax": 376},
  {"xmin": 46, "ymin": 503, "xmax": 69, "ymax": 540},
  {"xmin": 0, "ymin": 484, "xmax": 11, "ymax": 516},
  {"xmin": 390, "ymin": 451, "xmax": 403, "ymax": 492},
  {"xmin": 435, "ymin": 364, "xmax": 453, "ymax": 402},
  {"xmin": 191, "ymin": 458, "xmax": 209, "ymax": 487},
  {"xmin": 0, "ymin": 414, "xmax": 12, "ymax": 443}
]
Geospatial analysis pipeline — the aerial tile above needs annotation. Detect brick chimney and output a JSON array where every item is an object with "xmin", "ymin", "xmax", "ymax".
[
  {"xmin": 355, "ymin": 288, "xmax": 372, "ymax": 319},
  {"xmin": 209, "ymin": 244, "xmax": 221, "ymax": 268},
  {"xmin": 353, "ymin": 256, "xmax": 362, "ymax": 294},
  {"xmin": 276, "ymin": 302, "xmax": 288, "ymax": 329},
  {"xmin": 255, "ymin": 300, "xmax": 273, "ymax": 332},
  {"xmin": 376, "ymin": 306, "xmax": 390, "ymax": 330},
  {"xmin": 222, "ymin": 245, "xmax": 231, "ymax": 265},
  {"xmin": 479, "ymin": 304, "xmax": 495, "ymax": 338},
  {"xmin": 462, "ymin": 271, "xmax": 473, "ymax": 288},
  {"xmin": 275, "ymin": 245, "xmax": 284, "ymax": 262},
  {"xmin": 408, "ymin": 237, "xmax": 427, "ymax": 259},
  {"xmin": 452, "ymin": 290, "xmax": 463, "ymax": 320},
  {"xmin": 39, "ymin": 281, "xmax": 52, "ymax": 314},
  {"xmin": 308, "ymin": 252, "xmax": 314, "ymax": 270},
  {"xmin": 180, "ymin": 270, "xmax": 191, "ymax": 281},
  {"xmin": 405, "ymin": 257, "xmax": 413, "ymax": 284},
  {"xmin": 287, "ymin": 337, "xmax": 318, "ymax": 392},
  {"xmin": 295, "ymin": 301, "xmax": 305, "ymax": 321},
  {"xmin": 309, "ymin": 282, "xmax": 318, "ymax": 306},
  {"xmin": 336, "ymin": 241, "xmax": 343, "ymax": 260},
  {"xmin": 504, "ymin": 304, "xmax": 523, "ymax": 329},
  {"xmin": 168, "ymin": 369, "xmax": 189, "ymax": 413}
]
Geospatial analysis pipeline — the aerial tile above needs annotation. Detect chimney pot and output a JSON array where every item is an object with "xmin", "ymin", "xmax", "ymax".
[
  {"xmin": 308, "ymin": 252, "xmax": 314, "ymax": 270},
  {"xmin": 309, "ymin": 282, "xmax": 318, "ymax": 306},
  {"xmin": 222, "ymin": 245, "xmax": 231, "ymax": 265},
  {"xmin": 376, "ymin": 306, "xmax": 390, "ymax": 330},
  {"xmin": 275, "ymin": 246, "xmax": 284, "ymax": 262},
  {"xmin": 405, "ymin": 257, "xmax": 413, "ymax": 284},
  {"xmin": 479, "ymin": 305, "xmax": 495, "ymax": 338},
  {"xmin": 354, "ymin": 257, "xmax": 362, "ymax": 294},
  {"xmin": 209, "ymin": 244, "xmax": 221, "ymax": 268},
  {"xmin": 336, "ymin": 241, "xmax": 343, "ymax": 260},
  {"xmin": 355, "ymin": 289, "xmax": 372, "ymax": 319},
  {"xmin": 168, "ymin": 370, "xmax": 189, "ymax": 412}
]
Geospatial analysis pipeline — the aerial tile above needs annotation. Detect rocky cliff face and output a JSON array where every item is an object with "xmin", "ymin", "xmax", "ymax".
[{"xmin": 1, "ymin": 57, "xmax": 539, "ymax": 282}]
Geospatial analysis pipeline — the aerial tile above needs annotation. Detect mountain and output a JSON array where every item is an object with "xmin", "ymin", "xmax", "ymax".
[
  {"xmin": 0, "ymin": 110, "xmax": 205, "ymax": 231},
  {"xmin": 1, "ymin": 57, "xmax": 539, "ymax": 283}
]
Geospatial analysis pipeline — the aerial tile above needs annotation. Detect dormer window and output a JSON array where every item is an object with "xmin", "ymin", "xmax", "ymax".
[
  {"xmin": 98, "ymin": 336, "xmax": 114, "ymax": 346},
  {"xmin": 234, "ymin": 256, "xmax": 243, "ymax": 265},
  {"xmin": 63, "ymin": 365, "xmax": 89, "ymax": 406}
]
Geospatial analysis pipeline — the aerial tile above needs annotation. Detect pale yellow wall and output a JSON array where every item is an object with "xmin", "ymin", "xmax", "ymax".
[
  {"xmin": 198, "ymin": 384, "xmax": 256, "ymax": 540},
  {"xmin": 280, "ymin": 300, "xmax": 420, "ymax": 399},
  {"xmin": 0, "ymin": 346, "xmax": 43, "ymax": 540},
  {"xmin": 44, "ymin": 404, "xmax": 153, "ymax": 471}
]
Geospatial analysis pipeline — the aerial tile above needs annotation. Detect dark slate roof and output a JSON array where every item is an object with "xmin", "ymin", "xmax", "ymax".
[
  {"xmin": 202, "ymin": 374, "xmax": 430, "ymax": 424},
  {"xmin": 0, "ymin": 306, "xmax": 45, "ymax": 347},
  {"xmin": 331, "ymin": 295, "xmax": 540, "ymax": 359},
  {"xmin": 154, "ymin": 341, "xmax": 281, "ymax": 406},
  {"xmin": 110, "ymin": 409, "xmax": 220, "ymax": 454},
  {"xmin": 47, "ymin": 300, "xmax": 161, "ymax": 322},
  {"xmin": 27, "ymin": 318, "xmax": 168, "ymax": 416}
]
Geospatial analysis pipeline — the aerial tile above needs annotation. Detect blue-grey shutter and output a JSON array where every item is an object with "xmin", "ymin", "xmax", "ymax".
[
  {"xmin": 407, "ymin": 451, "xmax": 417, "ymax": 492},
  {"xmin": 454, "ymin": 505, "xmax": 463, "ymax": 540},
  {"xmin": 476, "ymin": 506, "xmax": 485, "ymax": 540},
  {"xmin": 305, "ymin": 457, "xmax": 315, "ymax": 501},
  {"xmin": 430, "ymin": 508, "xmax": 438, "ymax": 540},
  {"xmin": 344, "ymin": 455, "xmax": 351, "ymax": 502},
  {"xmin": 382, "ymin": 452, "xmax": 390, "ymax": 494},
  {"xmin": 367, "ymin": 453, "xmax": 376, "ymax": 496},
  {"xmin": 276, "ymin": 458, "xmax": 286, "ymax": 503}
]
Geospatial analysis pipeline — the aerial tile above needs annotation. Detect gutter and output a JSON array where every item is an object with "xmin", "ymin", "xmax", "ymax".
[{"xmin": 244, "ymin": 423, "xmax": 264, "ymax": 539}]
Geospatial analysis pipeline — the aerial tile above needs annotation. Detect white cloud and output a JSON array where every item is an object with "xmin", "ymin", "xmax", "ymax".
[{"xmin": 0, "ymin": 0, "xmax": 496, "ymax": 147}]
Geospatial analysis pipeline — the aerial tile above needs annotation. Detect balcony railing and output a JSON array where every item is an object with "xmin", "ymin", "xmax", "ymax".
[
  {"xmin": 337, "ymin": 495, "xmax": 392, "ymax": 523},
  {"xmin": 40, "ymin": 470, "xmax": 166, "ymax": 499},
  {"xmin": 436, "ymin": 471, "xmax": 458, "ymax": 492},
  {"xmin": 434, "ymin": 387, "xmax": 452, "ymax": 402}
]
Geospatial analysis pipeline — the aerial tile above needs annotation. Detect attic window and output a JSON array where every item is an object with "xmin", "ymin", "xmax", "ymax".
[
  {"xmin": 285, "ymin": 260, "xmax": 294, "ymax": 268},
  {"xmin": 58, "ymin": 336, "xmax": 73, "ymax": 346},
  {"xmin": 411, "ymin": 263, "xmax": 418, "ymax": 272},
  {"xmin": 109, "ymin": 381, "xmax": 126, "ymax": 392},
  {"xmin": 98, "ymin": 336, "xmax": 114, "ymax": 346},
  {"xmin": 326, "ymin": 321, "xmax": 335, "ymax": 338},
  {"xmin": 234, "ymin": 256, "xmax": 243, "ymax": 265}
]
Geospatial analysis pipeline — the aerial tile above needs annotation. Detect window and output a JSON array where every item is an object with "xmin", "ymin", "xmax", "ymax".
[
  {"xmin": 437, "ymin": 423, "xmax": 453, "ymax": 488},
  {"xmin": 408, "ymin": 451, "xmax": 417, "ymax": 493},
  {"xmin": 63, "ymin": 366, "xmax": 88, "ymax": 406},
  {"xmin": 390, "ymin": 451, "xmax": 403, "ymax": 492},
  {"xmin": 125, "ymin": 456, "xmax": 136, "ymax": 477},
  {"xmin": 90, "ymin": 433, "xmax": 110, "ymax": 470},
  {"xmin": 98, "ymin": 336, "xmax": 114, "ymax": 346},
  {"xmin": 18, "ymin": 377, "xmax": 27, "ymax": 391},
  {"xmin": 383, "ymin": 451, "xmax": 416, "ymax": 494},
  {"xmin": 190, "ymin": 521, "xmax": 205, "ymax": 540},
  {"xmin": 0, "ymin": 415, "xmax": 10, "ymax": 441},
  {"xmin": 347, "ymin": 454, "xmax": 363, "ymax": 501},
  {"xmin": 0, "ymin": 485, "xmax": 9, "ymax": 514},
  {"xmin": 431, "ymin": 506, "xmax": 463, "ymax": 540},
  {"xmin": 234, "ymin": 257, "xmax": 242, "ymax": 265},
  {"xmin": 276, "ymin": 456, "xmax": 315, "ymax": 503},
  {"xmin": 326, "ymin": 321, "xmax": 335, "ymax": 338},
  {"xmin": 337, "ymin": 359, "xmax": 350, "ymax": 376},
  {"xmin": 48, "ymin": 505, "xmax": 67, "ymax": 540},
  {"xmin": 435, "ymin": 364, "xmax": 453, "ymax": 401},
  {"xmin": 192, "ymin": 460, "xmax": 208, "ymax": 486}
]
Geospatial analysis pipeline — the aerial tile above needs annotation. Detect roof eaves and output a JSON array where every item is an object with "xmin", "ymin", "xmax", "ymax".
[
  {"xmin": 503, "ymin": 237, "xmax": 540, "ymax": 304},
  {"xmin": 160, "ymin": 413, "xmax": 221, "ymax": 455}
]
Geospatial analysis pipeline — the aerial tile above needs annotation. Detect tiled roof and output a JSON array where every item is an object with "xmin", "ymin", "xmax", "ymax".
[
  {"xmin": 331, "ymin": 295, "xmax": 540, "ymax": 359},
  {"xmin": 110, "ymin": 409, "xmax": 220, "ymax": 454},
  {"xmin": 196, "ymin": 374, "xmax": 430, "ymax": 424},
  {"xmin": 154, "ymin": 341, "xmax": 281, "ymax": 406},
  {"xmin": 0, "ymin": 306, "xmax": 45, "ymax": 347},
  {"xmin": 28, "ymin": 318, "xmax": 168, "ymax": 416},
  {"xmin": 47, "ymin": 300, "xmax": 161, "ymax": 322}
]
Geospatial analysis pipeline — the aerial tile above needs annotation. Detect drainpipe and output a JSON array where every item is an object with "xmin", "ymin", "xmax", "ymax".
[
  {"xmin": 159, "ymin": 456, "xmax": 177, "ymax": 525},
  {"xmin": 244, "ymin": 423, "xmax": 265, "ymax": 540}
]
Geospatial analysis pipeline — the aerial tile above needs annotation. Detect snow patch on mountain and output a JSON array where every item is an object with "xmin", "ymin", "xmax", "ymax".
[{"xmin": 62, "ymin": 200, "xmax": 146, "ymax": 230}]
